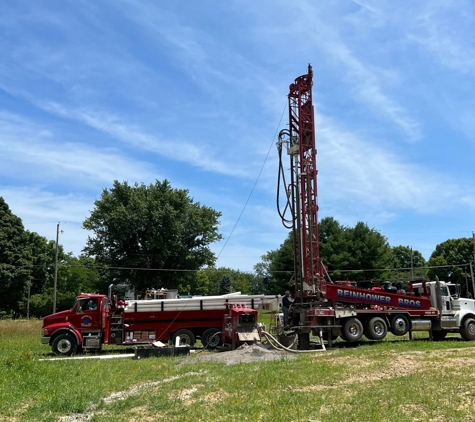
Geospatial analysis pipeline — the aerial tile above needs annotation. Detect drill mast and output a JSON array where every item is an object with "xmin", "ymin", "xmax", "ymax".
[{"xmin": 278, "ymin": 65, "xmax": 326, "ymax": 301}]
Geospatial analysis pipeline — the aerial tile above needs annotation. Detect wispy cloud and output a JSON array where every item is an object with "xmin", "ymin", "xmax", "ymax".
[
  {"xmin": 2, "ymin": 187, "xmax": 93, "ymax": 255},
  {"xmin": 315, "ymin": 111, "xmax": 474, "ymax": 214},
  {"xmin": 0, "ymin": 111, "xmax": 159, "ymax": 185},
  {"xmin": 34, "ymin": 101, "xmax": 255, "ymax": 178},
  {"xmin": 405, "ymin": 2, "xmax": 475, "ymax": 75}
]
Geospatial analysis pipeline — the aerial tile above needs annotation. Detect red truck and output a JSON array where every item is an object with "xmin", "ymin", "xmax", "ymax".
[
  {"xmin": 276, "ymin": 66, "xmax": 475, "ymax": 349},
  {"xmin": 287, "ymin": 279, "xmax": 475, "ymax": 348},
  {"xmin": 41, "ymin": 286, "xmax": 274, "ymax": 356}
]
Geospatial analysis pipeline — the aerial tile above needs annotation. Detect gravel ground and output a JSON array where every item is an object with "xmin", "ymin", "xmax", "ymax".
[{"xmin": 185, "ymin": 342, "xmax": 297, "ymax": 365}]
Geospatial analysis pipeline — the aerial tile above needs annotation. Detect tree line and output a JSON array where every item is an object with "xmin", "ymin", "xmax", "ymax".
[{"xmin": 1, "ymin": 179, "xmax": 474, "ymax": 318}]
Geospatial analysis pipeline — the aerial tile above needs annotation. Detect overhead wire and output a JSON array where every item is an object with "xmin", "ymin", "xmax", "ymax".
[
  {"xmin": 215, "ymin": 101, "xmax": 288, "ymax": 260},
  {"xmin": 2, "ymin": 262, "xmax": 473, "ymax": 274}
]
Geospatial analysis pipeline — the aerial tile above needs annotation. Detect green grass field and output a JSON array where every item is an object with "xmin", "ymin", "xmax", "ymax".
[{"xmin": 1, "ymin": 318, "xmax": 475, "ymax": 422}]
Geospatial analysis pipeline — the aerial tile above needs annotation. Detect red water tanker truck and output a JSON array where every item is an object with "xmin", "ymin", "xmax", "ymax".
[{"xmin": 41, "ymin": 286, "xmax": 278, "ymax": 356}]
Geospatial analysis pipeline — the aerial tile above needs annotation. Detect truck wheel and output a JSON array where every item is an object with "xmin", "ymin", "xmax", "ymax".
[
  {"xmin": 341, "ymin": 318, "xmax": 364, "ymax": 342},
  {"xmin": 172, "ymin": 329, "xmax": 196, "ymax": 347},
  {"xmin": 202, "ymin": 328, "xmax": 222, "ymax": 349},
  {"xmin": 52, "ymin": 333, "xmax": 77, "ymax": 356},
  {"xmin": 460, "ymin": 318, "xmax": 475, "ymax": 341},
  {"xmin": 391, "ymin": 314, "xmax": 410, "ymax": 336},
  {"xmin": 364, "ymin": 317, "xmax": 388, "ymax": 341}
]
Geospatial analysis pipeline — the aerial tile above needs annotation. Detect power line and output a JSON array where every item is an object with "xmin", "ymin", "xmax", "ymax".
[
  {"xmin": 216, "ymin": 101, "xmax": 288, "ymax": 260},
  {"xmin": 2, "ymin": 262, "xmax": 472, "ymax": 276}
]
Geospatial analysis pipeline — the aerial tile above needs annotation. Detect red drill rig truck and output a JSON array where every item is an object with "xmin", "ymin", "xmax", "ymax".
[
  {"xmin": 41, "ymin": 286, "xmax": 276, "ymax": 356},
  {"xmin": 277, "ymin": 66, "xmax": 475, "ymax": 348}
]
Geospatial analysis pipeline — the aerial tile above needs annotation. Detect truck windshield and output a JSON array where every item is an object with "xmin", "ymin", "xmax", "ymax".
[
  {"xmin": 77, "ymin": 298, "xmax": 98, "ymax": 313},
  {"xmin": 440, "ymin": 286, "xmax": 449, "ymax": 297}
]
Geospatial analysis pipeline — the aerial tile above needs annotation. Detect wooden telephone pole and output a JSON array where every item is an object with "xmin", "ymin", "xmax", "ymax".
[{"xmin": 53, "ymin": 223, "xmax": 60, "ymax": 313}]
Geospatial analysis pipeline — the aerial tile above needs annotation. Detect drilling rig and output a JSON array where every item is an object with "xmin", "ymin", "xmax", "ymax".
[
  {"xmin": 277, "ymin": 66, "xmax": 475, "ymax": 349},
  {"xmin": 277, "ymin": 64, "xmax": 332, "ymax": 349}
]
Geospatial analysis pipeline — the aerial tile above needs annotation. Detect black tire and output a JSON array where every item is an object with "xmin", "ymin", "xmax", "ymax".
[
  {"xmin": 432, "ymin": 330, "xmax": 447, "ymax": 341},
  {"xmin": 364, "ymin": 317, "xmax": 388, "ymax": 341},
  {"xmin": 341, "ymin": 317, "xmax": 364, "ymax": 342},
  {"xmin": 172, "ymin": 329, "xmax": 196, "ymax": 347},
  {"xmin": 460, "ymin": 318, "xmax": 475, "ymax": 341},
  {"xmin": 52, "ymin": 333, "xmax": 77, "ymax": 356},
  {"xmin": 201, "ymin": 328, "xmax": 222, "ymax": 349},
  {"xmin": 391, "ymin": 314, "xmax": 411, "ymax": 336}
]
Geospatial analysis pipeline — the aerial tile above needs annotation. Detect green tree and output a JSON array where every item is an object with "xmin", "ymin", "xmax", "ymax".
[
  {"xmin": 318, "ymin": 217, "xmax": 352, "ymax": 280},
  {"xmin": 0, "ymin": 197, "xmax": 29, "ymax": 313},
  {"xmin": 343, "ymin": 222, "xmax": 393, "ymax": 282},
  {"xmin": 228, "ymin": 270, "xmax": 253, "ymax": 294},
  {"xmin": 19, "ymin": 242, "xmax": 81, "ymax": 318},
  {"xmin": 428, "ymin": 238, "xmax": 473, "ymax": 297},
  {"xmin": 255, "ymin": 217, "xmax": 394, "ymax": 291},
  {"xmin": 83, "ymin": 180, "xmax": 222, "ymax": 294},
  {"xmin": 388, "ymin": 246, "xmax": 427, "ymax": 283},
  {"xmin": 23, "ymin": 231, "xmax": 54, "ymax": 296},
  {"xmin": 219, "ymin": 275, "xmax": 232, "ymax": 294},
  {"xmin": 63, "ymin": 255, "xmax": 101, "ymax": 294},
  {"xmin": 258, "ymin": 234, "xmax": 294, "ymax": 294}
]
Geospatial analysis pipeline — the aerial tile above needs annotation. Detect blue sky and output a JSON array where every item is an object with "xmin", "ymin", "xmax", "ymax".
[{"xmin": 1, "ymin": 0, "xmax": 475, "ymax": 272}]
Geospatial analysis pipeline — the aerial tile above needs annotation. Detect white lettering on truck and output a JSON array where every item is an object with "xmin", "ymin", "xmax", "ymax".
[
  {"xmin": 397, "ymin": 298, "xmax": 422, "ymax": 308},
  {"xmin": 336, "ymin": 289, "xmax": 391, "ymax": 304}
]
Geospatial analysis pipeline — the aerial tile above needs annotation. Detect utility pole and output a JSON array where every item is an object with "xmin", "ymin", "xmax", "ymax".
[
  {"xmin": 27, "ymin": 277, "xmax": 32, "ymax": 319},
  {"xmin": 53, "ymin": 223, "xmax": 60, "ymax": 314},
  {"xmin": 410, "ymin": 247, "xmax": 414, "ymax": 281}
]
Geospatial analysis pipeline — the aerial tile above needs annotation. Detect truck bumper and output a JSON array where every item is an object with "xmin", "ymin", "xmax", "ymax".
[{"xmin": 41, "ymin": 336, "xmax": 51, "ymax": 345}]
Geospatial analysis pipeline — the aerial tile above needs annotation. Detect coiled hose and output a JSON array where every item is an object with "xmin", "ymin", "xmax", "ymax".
[{"xmin": 261, "ymin": 330, "xmax": 326, "ymax": 353}]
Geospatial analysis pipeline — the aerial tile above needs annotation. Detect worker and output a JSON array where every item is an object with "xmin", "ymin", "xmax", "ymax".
[
  {"xmin": 382, "ymin": 281, "xmax": 398, "ymax": 293},
  {"xmin": 87, "ymin": 299, "xmax": 98, "ymax": 311},
  {"xmin": 282, "ymin": 290, "xmax": 292, "ymax": 327}
]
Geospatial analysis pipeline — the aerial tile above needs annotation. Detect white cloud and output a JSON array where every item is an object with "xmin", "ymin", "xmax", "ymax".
[
  {"xmin": 0, "ymin": 111, "xmax": 159, "ymax": 185},
  {"xmin": 2, "ymin": 187, "xmax": 92, "ymax": 256},
  {"xmin": 314, "ymin": 111, "xmax": 474, "ymax": 214}
]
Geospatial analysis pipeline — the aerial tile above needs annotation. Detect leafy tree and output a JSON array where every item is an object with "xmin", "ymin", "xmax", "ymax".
[
  {"xmin": 253, "ymin": 261, "xmax": 278, "ymax": 294},
  {"xmin": 229, "ymin": 270, "xmax": 254, "ymax": 294},
  {"xmin": 83, "ymin": 180, "xmax": 222, "ymax": 294},
  {"xmin": 318, "ymin": 217, "xmax": 353, "ymax": 280},
  {"xmin": 19, "ymin": 242, "xmax": 82, "ymax": 318},
  {"xmin": 63, "ymin": 255, "xmax": 101, "ymax": 294},
  {"xmin": 256, "ymin": 234, "xmax": 294, "ymax": 294},
  {"xmin": 387, "ymin": 246, "xmax": 427, "ymax": 283},
  {"xmin": 428, "ymin": 238, "xmax": 474, "ymax": 297},
  {"xmin": 342, "ymin": 222, "xmax": 393, "ymax": 282},
  {"xmin": 25, "ymin": 288, "xmax": 77, "ymax": 318},
  {"xmin": 255, "ymin": 217, "xmax": 394, "ymax": 291},
  {"xmin": 0, "ymin": 197, "xmax": 29, "ymax": 313},
  {"xmin": 219, "ymin": 275, "xmax": 232, "ymax": 295},
  {"xmin": 204, "ymin": 267, "xmax": 255, "ymax": 295},
  {"xmin": 178, "ymin": 270, "xmax": 210, "ymax": 296},
  {"xmin": 23, "ymin": 231, "xmax": 54, "ymax": 296}
]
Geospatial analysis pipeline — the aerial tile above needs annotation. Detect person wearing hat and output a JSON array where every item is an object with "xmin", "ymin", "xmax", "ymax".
[{"xmin": 382, "ymin": 281, "xmax": 397, "ymax": 293}]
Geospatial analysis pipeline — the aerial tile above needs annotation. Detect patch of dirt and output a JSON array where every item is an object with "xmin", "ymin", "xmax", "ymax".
[
  {"xmin": 199, "ymin": 389, "xmax": 231, "ymax": 404},
  {"xmin": 58, "ymin": 371, "xmax": 207, "ymax": 422},
  {"xmin": 185, "ymin": 342, "xmax": 297, "ymax": 365}
]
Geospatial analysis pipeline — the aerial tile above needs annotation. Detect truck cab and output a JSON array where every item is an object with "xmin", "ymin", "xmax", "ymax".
[
  {"xmin": 412, "ymin": 280, "xmax": 475, "ymax": 340},
  {"xmin": 42, "ymin": 294, "xmax": 111, "ymax": 355}
]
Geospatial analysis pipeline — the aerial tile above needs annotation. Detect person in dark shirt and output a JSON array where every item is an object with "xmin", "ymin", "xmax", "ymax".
[{"xmin": 282, "ymin": 290, "xmax": 292, "ymax": 327}]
